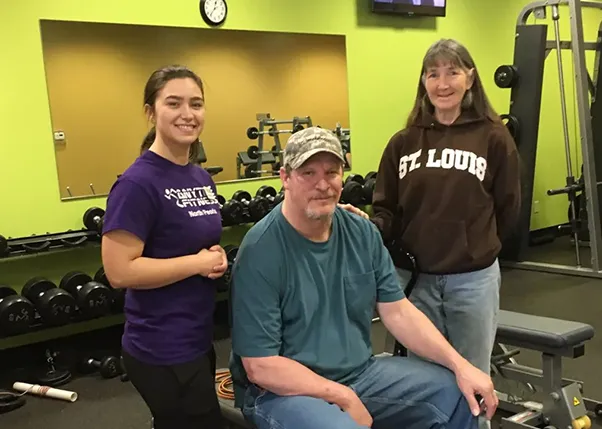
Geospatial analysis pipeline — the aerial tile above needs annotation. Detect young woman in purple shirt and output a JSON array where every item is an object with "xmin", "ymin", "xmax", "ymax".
[{"xmin": 101, "ymin": 65, "xmax": 228, "ymax": 429}]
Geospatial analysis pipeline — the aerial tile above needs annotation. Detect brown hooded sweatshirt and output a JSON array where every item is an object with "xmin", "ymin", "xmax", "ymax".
[{"xmin": 371, "ymin": 110, "xmax": 521, "ymax": 275}]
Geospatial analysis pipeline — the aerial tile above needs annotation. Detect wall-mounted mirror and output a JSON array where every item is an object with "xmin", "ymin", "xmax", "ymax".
[{"xmin": 39, "ymin": 20, "xmax": 351, "ymax": 200}]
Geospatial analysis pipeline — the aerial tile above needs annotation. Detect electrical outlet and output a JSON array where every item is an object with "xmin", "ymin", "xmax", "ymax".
[
  {"xmin": 54, "ymin": 131, "xmax": 65, "ymax": 142},
  {"xmin": 533, "ymin": 200, "xmax": 540, "ymax": 214}
]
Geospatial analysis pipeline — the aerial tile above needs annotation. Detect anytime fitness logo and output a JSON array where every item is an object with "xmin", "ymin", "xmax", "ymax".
[{"xmin": 164, "ymin": 186, "xmax": 219, "ymax": 217}]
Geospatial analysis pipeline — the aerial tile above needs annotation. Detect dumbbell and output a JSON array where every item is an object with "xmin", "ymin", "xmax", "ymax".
[
  {"xmin": 217, "ymin": 244, "xmax": 239, "ymax": 292},
  {"xmin": 247, "ymin": 144, "xmax": 283, "ymax": 160},
  {"xmin": 81, "ymin": 355, "xmax": 120, "ymax": 379},
  {"xmin": 340, "ymin": 174, "xmax": 365, "ymax": 206},
  {"xmin": 0, "ymin": 286, "xmax": 35, "ymax": 336},
  {"xmin": 94, "ymin": 267, "xmax": 125, "ymax": 314},
  {"xmin": 246, "ymin": 124, "xmax": 304, "ymax": 140},
  {"xmin": 0, "ymin": 235, "xmax": 8, "ymax": 257},
  {"xmin": 256, "ymin": 186, "xmax": 284, "ymax": 209},
  {"xmin": 83, "ymin": 207, "xmax": 105, "ymax": 234},
  {"xmin": 21, "ymin": 277, "xmax": 76, "ymax": 327},
  {"xmin": 232, "ymin": 190, "xmax": 271, "ymax": 222},
  {"xmin": 59, "ymin": 271, "xmax": 112, "ymax": 319},
  {"xmin": 363, "ymin": 171, "xmax": 377, "ymax": 204},
  {"xmin": 245, "ymin": 164, "xmax": 272, "ymax": 178},
  {"xmin": 219, "ymin": 195, "xmax": 245, "ymax": 226}
]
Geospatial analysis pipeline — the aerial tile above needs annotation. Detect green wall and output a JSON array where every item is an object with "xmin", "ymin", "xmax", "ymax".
[{"xmin": 1, "ymin": 0, "xmax": 602, "ymax": 346}]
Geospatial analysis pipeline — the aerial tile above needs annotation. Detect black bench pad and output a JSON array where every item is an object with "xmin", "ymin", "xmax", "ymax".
[{"xmin": 497, "ymin": 310, "xmax": 594, "ymax": 350}]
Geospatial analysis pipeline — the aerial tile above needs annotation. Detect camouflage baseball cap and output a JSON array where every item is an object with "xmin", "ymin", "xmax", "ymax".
[{"xmin": 283, "ymin": 126, "xmax": 345, "ymax": 170}]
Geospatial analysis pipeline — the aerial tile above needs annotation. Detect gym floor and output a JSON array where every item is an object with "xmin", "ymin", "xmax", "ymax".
[{"xmin": 2, "ymin": 262, "xmax": 602, "ymax": 429}]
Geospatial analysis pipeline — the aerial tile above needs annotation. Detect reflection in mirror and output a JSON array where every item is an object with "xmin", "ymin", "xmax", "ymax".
[{"xmin": 39, "ymin": 20, "xmax": 351, "ymax": 200}]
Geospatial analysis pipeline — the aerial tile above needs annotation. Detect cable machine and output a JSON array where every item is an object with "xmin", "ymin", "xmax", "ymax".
[{"xmin": 499, "ymin": 0, "xmax": 602, "ymax": 278}]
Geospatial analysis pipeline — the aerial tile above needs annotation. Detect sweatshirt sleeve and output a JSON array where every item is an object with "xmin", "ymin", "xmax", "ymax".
[
  {"xmin": 371, "ymin": 134, "xmax": 401, "ymax": 243},
  {"xmin": 490, "ymin": 125, "xmax": 522, "ymax": 242}
]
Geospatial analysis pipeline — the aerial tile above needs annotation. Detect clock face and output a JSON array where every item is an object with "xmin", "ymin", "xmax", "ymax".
[{"xmin": 203, "ymin": 0, "xmax": 227, "ymax": 24}]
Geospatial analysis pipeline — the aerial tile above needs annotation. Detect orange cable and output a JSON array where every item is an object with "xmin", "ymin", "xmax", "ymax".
[{"xmin": 215, "ymin": 369, "xmax": 235, "ymax": 400}]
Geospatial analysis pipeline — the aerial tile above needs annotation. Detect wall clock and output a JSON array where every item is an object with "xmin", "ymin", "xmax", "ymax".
[{"xmin": 200, "ymin": 0, "xmax": 228, "ymax": 27}]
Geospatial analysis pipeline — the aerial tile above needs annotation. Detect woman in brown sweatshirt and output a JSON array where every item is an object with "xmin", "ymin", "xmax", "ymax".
[{"xmin": 371, "ymin": 39, "xmax": 522, "ymax": 378}]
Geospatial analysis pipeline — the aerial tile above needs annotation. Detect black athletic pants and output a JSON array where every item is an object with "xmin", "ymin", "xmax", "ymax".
[{"xmin": 122, "ymin": 347, "xmax": 224, "ymax": 429}]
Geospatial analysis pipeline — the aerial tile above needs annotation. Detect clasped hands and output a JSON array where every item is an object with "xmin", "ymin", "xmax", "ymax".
[{"xmin": 198, "ymin": 245, "xmax": 229, "ymax": 279}]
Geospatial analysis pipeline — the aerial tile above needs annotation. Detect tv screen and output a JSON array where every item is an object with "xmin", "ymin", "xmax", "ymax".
[{"xmin": 372, "ymin": 0, "xmax": 446, "ymax": 17}]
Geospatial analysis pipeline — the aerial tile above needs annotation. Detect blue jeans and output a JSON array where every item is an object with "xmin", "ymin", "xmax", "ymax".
[
  {"xmin": 241, "ymin": 355, "xmax": 478, "ymax": 429},
  {"xmin": 397, "ymin": 259, "xmax": 501, "ymax": 374}
]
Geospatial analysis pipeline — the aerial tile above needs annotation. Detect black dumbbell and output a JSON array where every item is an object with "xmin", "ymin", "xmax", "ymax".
[
  {"xmin": 59, "ymin": 271, "xmax": 112, "ymax": 319},
  {"xmin": 21, "ymin": 277, "xmax": 76, "ymax": 326},
  {"xmin": 217, "ymin": 245, "xmax": 239, "ymax": 292},
  {"xmin": 94, "ymin": 267, "xmax": 125, "ymax": 314},
  {"xmin": 247, "ymin": 144, "xmax": 283, "ymax": 160},
  {"xmin": 232, "ymin": 190, "xmax": 271, "ymax": 222},
  {"xmin": 83, "ymin": 207, "xmax": 105, "ymax": 234},
  {"xmin": 0, "ymin": 235, "xmax": 8, "ymax": 257},
  {"xmin": 341, "ymin": 174, "xmax": 365, "ymax": 206},
  {"xmin": 256, "ymin": 185, "xmax": 284, "ymax": 209},
  {"xmin": 219, "ymin": 196, "xmax": 245, "ymax": 226},
  {"xmin": 0, "ymin": 286, "xmax": 35, "ymax": 336},
  {"xmin": 363, "ymin": 171, "xmax": 377, "ymax": 204},
  {"xmin": 81, "ymin": 355, "xmax": 120, "ymax": 379}
]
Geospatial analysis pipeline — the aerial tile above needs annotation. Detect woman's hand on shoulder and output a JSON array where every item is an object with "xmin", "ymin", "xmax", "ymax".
[{"xmin": 338, "ymin": 203, "xmax": 369, "ymax": 220}]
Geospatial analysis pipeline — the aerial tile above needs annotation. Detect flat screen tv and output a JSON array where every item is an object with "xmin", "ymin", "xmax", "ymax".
[{"xmin": 371, "ymin": 0, "xmax": 446, "ymax": 17}]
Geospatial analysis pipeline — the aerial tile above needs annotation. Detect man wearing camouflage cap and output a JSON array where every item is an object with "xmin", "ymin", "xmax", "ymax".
[{"xmin": 229, "ymin": 127, "xmax": 495, "ymax": 429}]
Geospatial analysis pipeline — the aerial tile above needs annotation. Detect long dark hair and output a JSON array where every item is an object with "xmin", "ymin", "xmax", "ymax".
[
  {"xmin": 406, "ymin": 39, "xmax": 501, "ymax": 127},
  {"xmin": 140, "ymin": 65, "xmax": 204, "ymax": 163}
]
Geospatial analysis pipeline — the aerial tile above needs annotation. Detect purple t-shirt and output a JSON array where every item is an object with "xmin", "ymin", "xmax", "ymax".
[{"xmin": 102, "ymin": 150, "xmax": 222, "ymax": 365}]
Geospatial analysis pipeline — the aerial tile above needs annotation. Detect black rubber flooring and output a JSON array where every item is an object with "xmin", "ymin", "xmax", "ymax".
[{"xmin": 2, "ymin": 255, "xmax": 602, "ymax": 428}]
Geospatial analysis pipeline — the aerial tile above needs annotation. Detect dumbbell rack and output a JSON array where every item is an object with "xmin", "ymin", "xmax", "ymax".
[
  {"xmin": 0, "ymin": 230, "xmax": 100, "ymax": 260},
  {"xmin": 238, "ymin": 113, "xmax": 313, "ymax": 179}
]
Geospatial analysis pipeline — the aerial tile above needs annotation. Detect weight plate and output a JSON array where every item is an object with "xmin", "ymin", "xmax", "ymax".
[
  {"xmin": 217, "ymin": 195, "xmax": 226, "ymax": 205},
  {"xmin": 494, "ymin": 65, "xmax": 518, "ymax": 89},
  {"xmin": 22, "ymin": 277, "xmax": 56, "ymax": 300},
  {"xmin": 59, "ymin": 271, "xmax": 93, "ymax": 296},
  {"xmin": 223, "ymin": 245, "xmax": 239, "ymax": 262},
  {"xmin": 221, "ymin": 200, "xmax": 244, "ymax": 226},
  {"xmin": 0, "ymin": 295, "xmax": 34, "ymax": 335},
  {"xmin": 0, "ymin": 286, "xmax": 16, "ymax": 301},
  {"xmin": 248, "ymin": 196, "xmax": 270, "ymax": 221},
  {"xmin": 246, "ymin": 127, "xmax": 259, "ymax": 140},
  {"xmin": 365, "ymin": 171, "xmax": 377, "ymax": 181},
  {"xmin": 346, "ymin": 174, "xmax": 364, "ymax": 185},
  {"xmin": 257, "ymin": 185, "xmax": 277, "ymax": 199},
  {"xmin": 83, "ymin": 207, "xmax": 105, "ymax": 231},
  {"xmin": 40, "ymin": 289, "xmax": 75, "ymax": 326},
  {"xmin": 94, "ymin": 267, "xmax": 109, "ymax": 287},
  {"xmin": 232, "ymin": 190, "xmax": 252, "ymax": 203},
  {"xmin": 247, "ymin": 145, "xmax": 260, "ymax": 159},
  {"xmin": 78, "ymin": 282, "xmax": 111, "ymax": 317},
  {"xmin": 245, "ymin": 165, "xmax": 260, "ymax": 178},
  {"xmin": 341, "ymin": 181, "xmax": 364, "ymax": 206},
  {"xmin": 363, "ymin": 178, "xmax": 377, "ymax": 204}
]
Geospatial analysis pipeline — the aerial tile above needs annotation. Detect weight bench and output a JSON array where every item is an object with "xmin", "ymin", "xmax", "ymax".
[{"xmin": 492, "ymin": 309, "xmax": 601, "ymax": 428}]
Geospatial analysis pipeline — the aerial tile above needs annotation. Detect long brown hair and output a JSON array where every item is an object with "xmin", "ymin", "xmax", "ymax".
[
  {"xmin": 140, "ymin": 65, "xmax": 205, "ymax": 163},
  {"xmin": 406, "ymin": 39, "xmax": 500, "ymax": 127}
]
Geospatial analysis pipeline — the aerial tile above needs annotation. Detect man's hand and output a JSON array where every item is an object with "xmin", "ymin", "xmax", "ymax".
[
  {"xmin": 338, "ymin": 387, "xmax": 373, "ymax": 428},
  {"xmin": 454, "ymin": 361, "xmax": 498, "ymax": 420},
  {"xmin": 337, "ymin": 203, "xmax": 369, "ymax": 220}
]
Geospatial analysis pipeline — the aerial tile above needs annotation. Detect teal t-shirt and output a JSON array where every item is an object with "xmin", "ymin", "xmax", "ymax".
[{"xmin": 229, "ymin": 205, "xmax": 406, "ymax": 406}]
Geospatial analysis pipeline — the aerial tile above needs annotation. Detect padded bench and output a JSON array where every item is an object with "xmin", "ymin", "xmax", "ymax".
[
  {"xmin": 218, "ymin": 310, "xmax": 595, "ymax": 427},
  {"xmin": 496, "ymin": 309, "xmax": 594, "ymax": 358}
]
